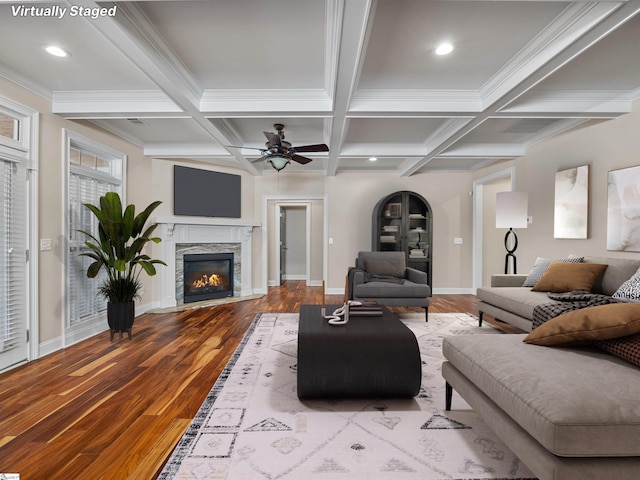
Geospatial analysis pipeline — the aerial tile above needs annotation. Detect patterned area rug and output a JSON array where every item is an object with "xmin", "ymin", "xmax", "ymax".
[{"xmin": 158, "ymin": 312, "xmax": 537, "ymax": 480}]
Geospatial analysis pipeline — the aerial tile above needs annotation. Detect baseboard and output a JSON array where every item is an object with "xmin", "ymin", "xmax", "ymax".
[
  {"xmin": 282, "ymin": 274, "xmax": 306, "ymax": 281},
  {"xmin": 38, "ymin": 335, "xmax": 64, "ymax": 358}
]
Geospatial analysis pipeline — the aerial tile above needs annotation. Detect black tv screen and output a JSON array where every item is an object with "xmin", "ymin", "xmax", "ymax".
[{"xmin": 173, "ymin": 166, "xmax": 241, "ymax": 218}]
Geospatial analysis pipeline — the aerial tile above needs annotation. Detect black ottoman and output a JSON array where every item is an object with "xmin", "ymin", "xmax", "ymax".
[{"xmin": 297, "ymin": 304, "xmax": 421, "ymax": 398}]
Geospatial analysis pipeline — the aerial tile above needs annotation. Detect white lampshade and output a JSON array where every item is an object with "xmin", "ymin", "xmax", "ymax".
[
  {"xmin": 496, "ymin": 191, "xmax": 528, "ymax": 229},
  {"xmin": 268, "ymin": 155, "xmax": 290, "ymax": 172}
]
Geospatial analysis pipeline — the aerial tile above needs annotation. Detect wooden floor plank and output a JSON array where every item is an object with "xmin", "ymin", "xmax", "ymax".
[{"xmin": 0, "ymin": 282, "xmax": 484, "ymax": 479}]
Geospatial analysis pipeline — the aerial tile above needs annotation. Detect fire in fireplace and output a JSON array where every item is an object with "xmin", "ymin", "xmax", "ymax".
[{"xmin": 183, "ymin": 253, "xmax": 234, "ymax": 303}]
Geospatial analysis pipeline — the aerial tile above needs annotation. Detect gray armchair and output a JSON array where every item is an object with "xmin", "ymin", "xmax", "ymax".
[{"xmin": 350, "ymin": 251, "xmax": 430, "ymax": 322}]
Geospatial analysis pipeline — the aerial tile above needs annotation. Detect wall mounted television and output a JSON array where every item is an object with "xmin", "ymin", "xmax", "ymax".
[{"xmin": 173, "ymin": 165, "xmax": 241, "ymax": 218}]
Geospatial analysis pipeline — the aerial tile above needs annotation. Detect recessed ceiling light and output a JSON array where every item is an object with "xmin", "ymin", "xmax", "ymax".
[
  {"xmin": 44, "ymin": 45, "xmax": 70, "ymax": 57},
  {"xmin": 435, "ymin": 42, "xmax": 454, "ymax": 56},
  {"xmin": 369, "ymin": 157, "xmax": 378, "ymax": 162}
]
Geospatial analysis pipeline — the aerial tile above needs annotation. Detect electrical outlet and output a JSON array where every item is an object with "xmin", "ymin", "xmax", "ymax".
[
  {"xmin": 40, "ymin": 238, "xmax": 52, "ymax": 251},
  {"xmin": 453, "ymin": 237, "xmax": 463, "ymax": 245}
]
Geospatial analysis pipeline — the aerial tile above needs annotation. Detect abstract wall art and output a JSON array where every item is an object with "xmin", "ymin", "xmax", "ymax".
[
  {"xmin": 608, "ymin": 165, "xmax": 640, "ymax": 251},
  {"xmin": 554, "ymin": 165, "xmax": 589, "ymax": 239}
]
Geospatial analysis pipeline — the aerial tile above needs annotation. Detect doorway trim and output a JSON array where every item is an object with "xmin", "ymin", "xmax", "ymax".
[
  {"xmin": 472, "ymin": 167, "xmax": 515, "ymax": 292},
  {"xmin": 275, "ymin": 203, "xmax": 311, "ymax": 285},
  {"xmin": 261, "ymin": 194, "xmax": 327, "ymax": 293}
]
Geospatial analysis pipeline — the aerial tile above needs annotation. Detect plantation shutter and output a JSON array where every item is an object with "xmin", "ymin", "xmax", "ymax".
[
  {"xmin": 0, "ymin": 158, "xmax": 27, "ymax": 354},
  {"xmin": 68, "ymin": 172, "xmax": 118, "ymax": 326}
]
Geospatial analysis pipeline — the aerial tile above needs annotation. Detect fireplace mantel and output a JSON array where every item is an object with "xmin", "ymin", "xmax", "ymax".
[{"xmin": 153, "ymin": 217, "xmax": 260, "ymax": 308}]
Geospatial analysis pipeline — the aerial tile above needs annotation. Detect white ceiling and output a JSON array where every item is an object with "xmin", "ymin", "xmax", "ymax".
[{"xmin": 1, "ymin": 0, "xmax": 639, "ymax": 175}]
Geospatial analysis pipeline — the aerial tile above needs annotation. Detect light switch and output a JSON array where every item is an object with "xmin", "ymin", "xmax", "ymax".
[
  {"xmin": 328, "ymin": 237, "xmax": 334, "ymax": 245},
  {"xmin": 453, "ymin": 237, "xmax": 463, "ymax": 245},
  {"xmin": 40, "ymin": 238, "xmax": 52, "ymax": 251}
]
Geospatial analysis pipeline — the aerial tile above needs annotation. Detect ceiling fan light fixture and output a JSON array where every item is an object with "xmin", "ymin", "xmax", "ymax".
[
  {"xmin": 435, "ymin": 42, "xmax": 454, "ymax": 56},
  {"xmin": 268, "ymin": 155, "xmax": 290, "ymax": 172}
]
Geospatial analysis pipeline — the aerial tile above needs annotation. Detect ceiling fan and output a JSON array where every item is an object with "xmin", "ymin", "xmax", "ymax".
[{"xmin": 230, "ymin": 124, "xmax": 329, "ymax": 172}]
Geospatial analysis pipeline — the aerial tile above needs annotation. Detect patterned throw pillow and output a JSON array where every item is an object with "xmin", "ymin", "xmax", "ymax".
[
  {"xmin": 523, "ymin": 256, "xmax": 584, "ymax": 287},
  {"xmin": 613, "ymin": 266, "xmax": 640, "ymax": 302},
  {"xmin": 595, "ymin": 334, "xmax": 640, "ymax": 367}
]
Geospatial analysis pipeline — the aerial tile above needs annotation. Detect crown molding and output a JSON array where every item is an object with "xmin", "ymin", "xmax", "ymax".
[
  {"xmin": 52, "ymin": 90, "xmax": 183, "ymax": 115},
  {"xmin": 498, "ymin": 89, "xmax": 631, "ymax": 114},
  {"xmin": 0, "ymin": 65, "xmax": 52, "ymax": 101}
]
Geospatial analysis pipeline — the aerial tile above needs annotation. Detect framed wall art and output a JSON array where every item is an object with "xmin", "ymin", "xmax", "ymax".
[
  {"xmin": 554, "ymin": 165, "xmax": 589, "ymax": 239},
  {"xmin": 607, "ymin": 165, "xmax": 640, "ymax": 251}
]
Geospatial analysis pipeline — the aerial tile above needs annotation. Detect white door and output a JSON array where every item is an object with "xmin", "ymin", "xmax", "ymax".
[{"xmin": 0, "ymin": 158, "xmax": 29, "ymax": 372}]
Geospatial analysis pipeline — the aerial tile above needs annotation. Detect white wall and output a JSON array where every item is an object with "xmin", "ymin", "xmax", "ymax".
[{"xmin": 476, "ymin": 100, "xmax": 640, "ymax": 274}]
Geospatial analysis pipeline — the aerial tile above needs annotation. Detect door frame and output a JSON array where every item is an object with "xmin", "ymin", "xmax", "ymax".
[
  {"xmin": 0, "ymin": 96, "xmax": 39, "ymax": 372},
  {"xmin": 276, "ymin": 203, "xmax": 310, "ymax": 284},
  {"xmin": 471, "ymin": 166, "xmax": 516, "ymax": 292},
  {"xmin": 261, "ymin": 194, "xmax": 327, "ymax": 291}
]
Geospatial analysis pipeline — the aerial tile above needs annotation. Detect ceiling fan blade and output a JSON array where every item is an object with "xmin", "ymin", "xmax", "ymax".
[
  {"xmin": 291, "ymin": 154, "xmax": 313, "ymax": 165},
  {"xmin": 292, "ymin": 143, "xmax": 329, "ymax": 153},
  {"xmin": 263, "ymin": 131, "xmax": 281, "ymax": 147}
]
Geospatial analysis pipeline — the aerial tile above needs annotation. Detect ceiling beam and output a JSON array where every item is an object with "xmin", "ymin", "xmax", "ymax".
[
  {"xmin": 66, "ymin": 0, "xmax": 261, "ymax": 174},
  {"xmin": 325, "ymin": 0, "xmax": 375, "ymax": 176}
]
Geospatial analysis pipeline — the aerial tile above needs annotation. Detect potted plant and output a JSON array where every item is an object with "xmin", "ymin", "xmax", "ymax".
[{"xmin": 79, "ymin": 192, "xmax": 166, "ymax": 341}]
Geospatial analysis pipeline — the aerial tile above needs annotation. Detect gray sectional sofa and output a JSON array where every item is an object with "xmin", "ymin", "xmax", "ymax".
[
  {"xmin": 477, "ymin": 256, "xmax": 640, "ymax": 332},
  {"xmin": 442, "ymin": 255, "xmax": 640, "ymax": 480}
]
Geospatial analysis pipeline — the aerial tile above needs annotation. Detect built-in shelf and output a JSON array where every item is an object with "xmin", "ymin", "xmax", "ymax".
[{"xmin": 372, "ymin": 191, "xmax": 433, "ymax": 286}]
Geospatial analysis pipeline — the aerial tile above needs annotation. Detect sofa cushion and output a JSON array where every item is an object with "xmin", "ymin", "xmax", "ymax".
[
  {"xmin": 531, "ymin": 262, "xmax": 607, "ymax": 293},
  {"xmin": 443, "ymin": 334, "xmax": 640, "ymax": 457},
  {"xmin": 613, "ymin": 265, "xmax": 640, "ymax": 302},
  {"xmin": 522, "ymin": 256, "xmax": 583, "ymax": 287},
  {"xmin": 523, "ymin": 303, "xmax": 640, "ymax": 346},
  {"xmin": 364, "ymin": 258, "xmax": 405, "ymax": 278},
  {"xmin": 354, "ymin": 280, "xmax": 429, "ymax": 298},
  {"xmin": 584, "ymin": 256, "xmax": 640, "ymax": 296},
  {"xmin": 477, "ymin": 287, "xmax": 554, "ymax": 320}
]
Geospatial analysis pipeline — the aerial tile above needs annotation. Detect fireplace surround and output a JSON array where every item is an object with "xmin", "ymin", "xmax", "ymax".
[{"xmin": 154, "ymin": 218, "xmax": 258, "ymax": 308}]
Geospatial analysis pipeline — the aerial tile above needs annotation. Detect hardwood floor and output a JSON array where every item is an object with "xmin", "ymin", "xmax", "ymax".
[{"xmin": 0, "ymin": 283, "xmax": 481, "ymax": 479}]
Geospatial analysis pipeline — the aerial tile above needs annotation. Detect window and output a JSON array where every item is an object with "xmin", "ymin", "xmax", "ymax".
[
  {"xmin": 66, "ymin": 132, "xmax": 124, "ymax": 330},
  {"xmin": 0, "ymin": 112, "xmax": 19, "ymax": 142}
]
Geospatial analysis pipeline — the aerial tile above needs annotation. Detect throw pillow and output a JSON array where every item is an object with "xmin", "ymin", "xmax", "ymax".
[
  {"xmin": 364, "ymin": 258, "xmax": 405, "ymax": 278},
  {"xmin": 523, "ymin": 303, "xmax": 640, "ymax": 346},
  {"xmin": 595, "ymin": 334, "xmax": 640, "ymax": 367},
  {"xmin": 613, "ymin": 265, "xmax": 640, "ymax": 302},
  {"xmin": 523, "ymin": 256, "xmax": 584, "ymax": 287},
  {"xmin": 531, "ymin": 262, "xmax": 607, "ymax": 293}
]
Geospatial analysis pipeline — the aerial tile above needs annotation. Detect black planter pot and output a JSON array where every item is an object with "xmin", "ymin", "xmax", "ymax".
[{"xmin": 107, "ymin": 301, "xmax": 135, "ymax": 341}]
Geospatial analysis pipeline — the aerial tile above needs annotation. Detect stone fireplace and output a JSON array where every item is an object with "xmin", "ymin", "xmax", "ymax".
[{"xmin": 154, "ymin": 218, "xmax": 258, "ymax": 308}]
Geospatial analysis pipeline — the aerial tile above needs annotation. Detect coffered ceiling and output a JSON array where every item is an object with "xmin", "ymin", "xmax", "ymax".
[{"xmin": 1, "ymin": 0, "xmax": 639, "ymax": 175}]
